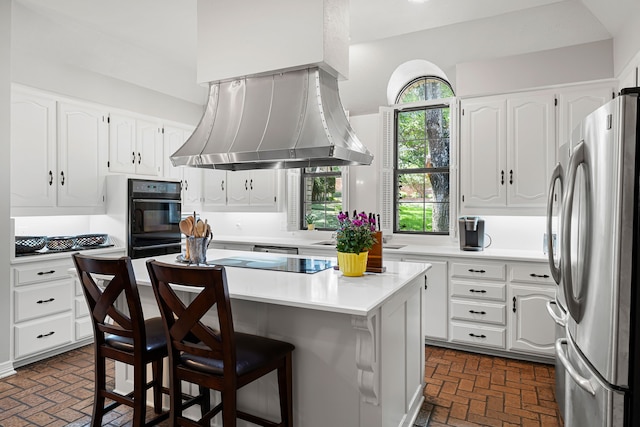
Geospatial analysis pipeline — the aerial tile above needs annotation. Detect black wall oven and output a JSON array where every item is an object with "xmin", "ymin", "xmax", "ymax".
[{"xmin": 128, "ymin": 179, "xmax": 181, "ymax": 259}]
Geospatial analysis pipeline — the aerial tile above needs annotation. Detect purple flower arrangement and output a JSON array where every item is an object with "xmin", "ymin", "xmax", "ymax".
[{"xmin": 335, "ymin": 211, "xmax": 378, "ymax": 254}]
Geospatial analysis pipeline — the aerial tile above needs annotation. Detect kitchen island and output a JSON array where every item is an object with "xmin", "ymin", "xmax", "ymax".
[{"xmin": 117, "ymin": 249, "xmax": 430, "ymax": 427}]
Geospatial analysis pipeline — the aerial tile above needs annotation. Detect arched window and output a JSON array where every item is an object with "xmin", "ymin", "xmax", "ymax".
[
  {"xmin": 396, "ymin": 76, "xmax": 454, "ymax": 104},
  {"xmin": 392, "ymin": 74, "xmax": 454, "ymax": 234}
]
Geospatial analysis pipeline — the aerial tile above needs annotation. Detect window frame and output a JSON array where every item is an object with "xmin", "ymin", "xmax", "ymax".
[
  {"xmin": 393, "ymin": 102, "xmax": 452, "ymax": 235},
  {"xmin": 300, "ymin": 166, "xmax": 345, "ymax": 231}
]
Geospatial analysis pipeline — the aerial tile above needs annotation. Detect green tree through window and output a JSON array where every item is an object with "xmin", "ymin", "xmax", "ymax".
[
  {"xmin": 301, "ymin": 166, "xmax": 343, "ymax": 230},
  {"xmin": 395, "ymin": 77, "xmax": 453, "ymax": 234}
]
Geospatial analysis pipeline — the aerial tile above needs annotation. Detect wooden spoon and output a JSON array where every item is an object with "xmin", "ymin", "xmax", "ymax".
[
  {"xmin": 196, "ymin": 220, "xmax": 205, "ymax": 238},
  {"xmin": 179, "ymin": 218, "xmax": 192, "ymax": 236}
]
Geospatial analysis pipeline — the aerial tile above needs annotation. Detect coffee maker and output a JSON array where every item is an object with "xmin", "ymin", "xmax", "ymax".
[{"xmin": 458, "ymin": 216, "xmax": 485, "ymax": 251}]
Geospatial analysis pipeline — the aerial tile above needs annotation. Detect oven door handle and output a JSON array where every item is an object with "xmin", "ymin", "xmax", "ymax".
[
  {"xmin": 132, "ymin": 243, "xmax": 182, "ymax": 251},
  {"xmin": 131, "ymin": 198, "xmax": 181, "ymax": 204}
]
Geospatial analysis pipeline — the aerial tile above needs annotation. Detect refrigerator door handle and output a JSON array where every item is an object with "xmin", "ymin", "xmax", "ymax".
[
  {"xmin": 556, "ymin": 338, "xmax": 596, "ymax": 396},
  {"xmin": 546, "ymin": 301, "xmax": 567, "ymax": 327},
  {"xmin": 561, "ymin": 141, "xmax": 586, "ymax": 323},
  {"xmin": 546, "ymin": 162, "xmax": 563, "ymax": 284}
]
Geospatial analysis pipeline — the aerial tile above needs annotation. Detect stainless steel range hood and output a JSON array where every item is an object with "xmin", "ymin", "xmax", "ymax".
[{"xmin": 170, "ymin": 67, "xmax": 373, "ymax": 171}]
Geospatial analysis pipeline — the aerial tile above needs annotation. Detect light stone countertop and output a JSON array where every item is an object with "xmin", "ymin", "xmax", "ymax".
[{"xmin": 210, "ymin": 234, "xmax": 549, "ymax": 263}]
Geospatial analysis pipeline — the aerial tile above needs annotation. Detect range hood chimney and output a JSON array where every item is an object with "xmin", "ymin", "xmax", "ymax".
[{"xmin": 171, "ymin": 0, "xmax": 373, "ymax": 171}]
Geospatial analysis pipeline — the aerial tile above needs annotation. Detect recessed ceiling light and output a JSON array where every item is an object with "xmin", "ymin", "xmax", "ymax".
[{"xmin": 408, "ymin": 0, "xmax": 429, "ymax": 3}]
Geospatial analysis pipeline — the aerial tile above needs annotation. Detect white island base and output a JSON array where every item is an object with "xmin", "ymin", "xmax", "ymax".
[{"xmin": 115, "ymin": 250, "xmax": 429, "ymax": 427}]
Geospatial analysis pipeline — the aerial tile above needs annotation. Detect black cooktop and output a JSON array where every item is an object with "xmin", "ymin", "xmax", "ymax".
[{"xmin": 208, "ymin": 256, "xmax": 336, "ymax": 274}]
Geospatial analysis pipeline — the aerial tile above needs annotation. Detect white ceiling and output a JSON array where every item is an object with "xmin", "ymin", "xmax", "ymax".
[{"xmin": 15, "ymin": 0, "xmax": 638, "ymax": 70}]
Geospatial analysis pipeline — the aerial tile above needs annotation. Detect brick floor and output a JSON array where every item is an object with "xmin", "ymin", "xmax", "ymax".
[
  {"xmin": 424, "ymin": 346, "xmax": 563, "ymax": 427},
  {"xmin": 0, "ymin": 345, "xmax": 563, "ymax": 426}
]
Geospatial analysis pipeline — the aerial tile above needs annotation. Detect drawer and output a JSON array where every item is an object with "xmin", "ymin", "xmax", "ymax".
[
  {"xmin": 75, "ymin": 296, "xmax": 90, "ymax": 318},
  {"xmin": 510, "ymin": 264, "xmax": 555, "ymax": 285},
  {"xmin": 75, "ymin": 317, "xmax": 93, "ymax": 340},
  {"xmin": 450, "ymin": 299, "xmax": 506, "ymax": 325},
  {"xmin": 450, "ymin": 280, "xmax": 506, "ymax": 301},
  {"xmin": 14, "ymin": 260, "xmax": 73, "ymax": 286},
  {"xmin": 14, "ymin": 313, "xmax": 73, "ymax": 359},
  {"xmin": 14, "ymin": 281, "xmax": 73, "ymax": 323},
  {"xmin": 451, "ymin": 262, "xmax": 505, "ymax": 280},
  {"xmin": 450, "ymin": 322, "xmax": 505, "ymax": 349}
]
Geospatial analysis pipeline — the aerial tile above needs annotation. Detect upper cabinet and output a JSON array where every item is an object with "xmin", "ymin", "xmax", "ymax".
[
  {"xmin": 227, "ymin": 170, "xmax": 277, "ymax": 207},
  {"xmin": 459, "ymin": 82, "xmax": 614, "ymax": 215},
  {"xmin": 11, "ymin": 88, "xmax": 108, "ymax": 215},
  {"xmin": 11, "ymin": 89, "xmax": 57, "ymax": 208},
  {"xmin": 556, "ymin": 83, "xmax": 615, "ymax": 148},
  {"xmin": 108, "ymin": 113, "xmax": 162, "ymax": 176},
  {"xmin": 460, "ymin": 91, "xmax": 555, "ymax": 213},
  {"xmin": 163, "ymin": 125, "xmax": 202, "ymax": 211}
]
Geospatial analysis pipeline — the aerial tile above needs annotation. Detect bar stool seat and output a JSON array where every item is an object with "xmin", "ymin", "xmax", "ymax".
[
  {"xmin": 181, "ymin": 332, "xmax": 295, "ymax": 376},
  {"xmin": 105, "ymin": 317, "xmax": 168, "ymax": 355}
]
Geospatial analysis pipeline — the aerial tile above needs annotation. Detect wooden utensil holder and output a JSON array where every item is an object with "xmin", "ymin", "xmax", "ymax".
[{"xmin": 366, "ymin": 231, "xmax": 386, "ymax": 273}]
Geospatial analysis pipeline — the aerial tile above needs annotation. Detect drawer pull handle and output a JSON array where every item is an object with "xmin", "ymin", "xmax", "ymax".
[
  {"xmin": 36, "ymin": 298, "xmax": 55, "ymax": 304},
  {"xmin": 469, "ymin": 333, "xmax": 486, "ymax": 339},
  {"xmin": 468, "ymin": 269, "xmax": 486, "ymax": 273},
  {"xmin": 37, "ymin": 331, "xmax": 55, "ymax": 339},
  {"xmin": 469, "ymin": 289, "xmax": 487, "ymax": 293},
  {"xmin": 529, "ymin": 273, "xmax": 550, "ymax": 278},
  {"xmin": 37, "ymin": 270, "xmax": 56, "ymax": 276},
  {"xmin": 469, "ymin": 310, "xmax": 486, "ymax": 315}
]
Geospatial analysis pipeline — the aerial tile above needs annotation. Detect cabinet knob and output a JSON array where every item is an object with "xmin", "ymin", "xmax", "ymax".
[
  {"xmin": 60, "ymin": 171, "xmax": 65, "ymax": 186},
  {"xmin": 132, "ymin": 151, "xmax": 136, "ymax": 164},
  {"xmin": 138, "ymin": 152, "xmax": 141, "ymax": 164},
  {"xmin": 221, "ymin": 180, "xmax": 225, "ymax": 191},
  {"xmin": 501, "ymin": 170, "xmax": 505, "ymax": 185},
  {"xmin": 48, "ymin": 171, "xmax": 53, "ymax": 186},
  {"xmin": 509, "ymin": 170, "xmax": 513, "ymax": 185},
  {"xmin": 513, "ymin": 296, "xmax": 517, "ymax": 313},
  {"xmin": 245, "ymin": 179, "xmax": 248, "ymax": 190}
]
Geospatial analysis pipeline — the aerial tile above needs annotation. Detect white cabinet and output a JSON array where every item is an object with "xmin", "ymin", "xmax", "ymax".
[
  {"xmin": 460, "ymin": 91, "xmax": 555, "ymax": 213},
  {"xmin": 11, "ymin": 89, "xmax": 108, "ymax": 215},
  {"xmin": 109, "ymin": 113, "xmax": 162, "ymax": 176},
  {"xmin": 10, "ymin": 89, "xmax": 57, "ymax": 208},
  {"xmin": 448, "ymin": 260, "xmax": 508, "ymax": 350},
  {"xmin": 557, "ymin": 83, "xmax": 614, "ymax": 147},
  {"xmin": 56, "ymin": 101, "xmax": 108, "ymax": 208},
  {"xmin": 203, "ymin": 169, "xmax": 227, "ymax": 208},
  {"xmin": 12, "ymin": 259, "xmax": 75, "ymax": 363},
  {"xmin": 401, "ymin": 257, "xmax": 448, "ymax": 341},
  {"xmin": 507, "ymin": 263, "xmax": 556, "ymax": 356},
  {"xmin": 227, "ymin": 170, "xmax": 277, "ymax": 207},
  {"xmin": 163, "ymin": 125, "xmax": 202, "ymax": 211}
]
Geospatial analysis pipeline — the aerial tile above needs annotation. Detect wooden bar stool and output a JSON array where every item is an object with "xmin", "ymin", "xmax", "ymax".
[
  {"xmin": 72, "ymin": 253, "xmax": 170, "ymax": 427},
  {"xmin": 146, "ymin": 260, "xmax": 295, "ymax": 427}
]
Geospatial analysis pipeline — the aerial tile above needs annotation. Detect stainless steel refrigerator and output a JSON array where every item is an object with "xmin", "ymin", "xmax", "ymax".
[{"xmin": 546, "ymin": 87, "xmax": 640, "ymax": 426}]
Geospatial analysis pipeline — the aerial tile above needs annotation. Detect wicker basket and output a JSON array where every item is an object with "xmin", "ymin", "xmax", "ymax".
[
  {"xmin": 46, "ymin": 236, "xmax": 76, "ymax": 251},
  {"xmin": 75, "ymin": 234, "xmax": 108, "ymax": 248},
  {"xmin": 15, "ymin": 236, "xmax": 47, "ymax": 254}
]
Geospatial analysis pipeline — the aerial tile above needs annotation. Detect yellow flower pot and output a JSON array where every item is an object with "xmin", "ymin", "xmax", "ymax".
[{"xmin": 337, "ymin": 251, "xmax": 369, "ymax": 277}]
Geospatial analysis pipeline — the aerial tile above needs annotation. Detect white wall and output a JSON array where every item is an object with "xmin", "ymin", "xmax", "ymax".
[
  {"xmin": 455, "ymin": 40, "xmax": 613, "ymax": 97},
  {"xmin": 340, "ymin": 1, "xmax": 611, "ymax": 115},
  {"xmin": 11, "ymin": 2, "xmax": 205, "ymax": 125},
  {"xmin": 348, "ymin": 114, "xmax": 380, "ymax": 215},
  {"xmin": 613, "ymin": 15, "xmax": 640, "ymax": 76},
  {"xmin": 0, "ymin": 0, "xmax": 12, "ymax": 375}
]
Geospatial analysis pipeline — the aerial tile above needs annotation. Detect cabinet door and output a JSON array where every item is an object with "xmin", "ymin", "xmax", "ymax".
[
  {"xmin": 227, "ymin": 170, "xmax": 251, "ymax": 205},
  {"xmin": 203, "ymin": 169, "xmax": 227, "ymax": 208},
  {"xmin": 136, "ymin": 118, "xmax": 162, "ymax": 176},
  {"xmin": 403, "ymin": 259, "xmax": 448, "ymax": 341},
  {"xmin": 248, "ymin": 170, "xmax": 276, "ymax": 206},
  {"xmin": 557, "ymin": 84, "xmax": 613, "ymax": 148},
  {"xmin": 506, "ymin": 92, "xmax": 556, "ymax": 208},
  {"xmin": 508, "ymin": 284, "xmax": 555, "ymax": 356},
  {"xmin": 108, "ymin": 114, "xmax": 136, "ymax": 174},
  {"xmin": 57, "ymin": 101, "xmax": 108, "ymax": 207},
  {"xmin": 10, "ymin": 91, "xmax": 57, "ymax": 208},
  {"xmin": 182, "ymin": 167, "xmax": 203, "ymax": 211},
  {"xmin": 163, "ymin": 125, "xmax": 187, "ymax": 182},
  {"xmin": 460, "ymin": 97, "xmax": 507, "ymax": 208}
]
